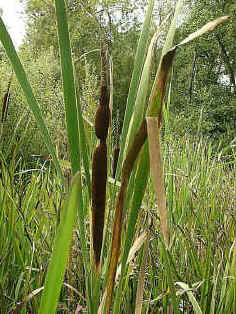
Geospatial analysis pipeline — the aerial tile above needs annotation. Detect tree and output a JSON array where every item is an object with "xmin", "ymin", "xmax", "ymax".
[
  {"xmin": 21, "ymin": 0, "xmax": 178, "ymax": 136},
  {"xmin": 170, "ymin": 0, "xmax": 236, "ymax": 144},
  {"xmin": 21, "ymin": 0, "xmax": 149, "ymax": 124}
]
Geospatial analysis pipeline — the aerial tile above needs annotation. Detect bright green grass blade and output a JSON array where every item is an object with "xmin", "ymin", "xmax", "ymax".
[
  {"xmin": 0, "ymin": 17, "xmax": 64, "ymax": 184},
  {"xmin": 210, "ymin": 264, "xmax": 220, "ymax": 314},
  {"xmin": 55, "ymin": 0, "xmax": 80, "ymax": 176},
  {"xmin": 39, "ymin": 173, "xmax": 81, "ymax": 314},
  {"xmin": 224, "ymin": 242, "xmax": 236, "ymax": 313},
  {"xmin": 162, "ymin": 0, "xmax": 184, "ymax": 56},
  {"xmin": 116, "ymin": 0, "xmax": 154, "ymax": 179},
  {"xmin": 76, "ymin": 187, "xmax": 92, "ymax": 312},
  {"xmin": 217, "ymin": 242, "xmax": 233, "ymax": 313},
  {"xmin": 124, "ymin": 31, "xmax": 158, "ymax": 158},
  {"xmin": 161, "ymin": 244, "xmax": 181, "ymax": 314},
  {"xmin": 76, "ymin": 88, "xmax": 91, "ymax": 197},
  {"xmin": 200, "ymin": 239, "xmax": 211, "ymax": 311}
]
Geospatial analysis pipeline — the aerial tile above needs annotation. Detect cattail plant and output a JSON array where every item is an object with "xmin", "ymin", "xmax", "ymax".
[
  {"xmin": 0, "ymin": 0, "xmax": 231, "ymax": 313},
  {"xmin": 92, "ymin": 41, "xmax": 110, "ymax": 270},
  {"xmin": 104, "ymin": 12, "xmax": 230, "ymax": 313}
]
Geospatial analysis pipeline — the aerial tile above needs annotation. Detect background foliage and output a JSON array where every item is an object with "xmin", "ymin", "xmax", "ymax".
[
  {"xmin": 0, "ymin": 0, "xmax": 234, "ymax": 156},
  {"xmin": 171, "ymin": 0, "xmax": 236, "ymax": 144}
]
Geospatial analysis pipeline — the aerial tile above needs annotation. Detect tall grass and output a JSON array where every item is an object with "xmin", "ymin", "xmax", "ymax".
[
  {"xmin": 0, "ymin": 129, "xmax": 235, "ymax": 313},
  {"xmin": 0, "ymin": 0, "xmax": 234, "ymax": 313}
]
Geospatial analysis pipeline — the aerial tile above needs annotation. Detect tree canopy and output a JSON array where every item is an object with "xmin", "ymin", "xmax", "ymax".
[
  {"xmin": 1, "ymin": 0, "xmax": 235, "ymax": 156},
  {"xmin": 171, "ymin": 0, "xmax": 236, "ymax": 143}
]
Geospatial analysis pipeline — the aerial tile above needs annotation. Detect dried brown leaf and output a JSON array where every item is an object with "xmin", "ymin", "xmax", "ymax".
[
  {"xmin": 116, "ymin": 232, "xmax": 147, "ymax": 280},
  {"xmin": 146, "ymin": 117, "xmax": 169, "ymax": 246},
  {"xmin": 177, "ymin": 16, "xmax": 230, "ymax": 48}
]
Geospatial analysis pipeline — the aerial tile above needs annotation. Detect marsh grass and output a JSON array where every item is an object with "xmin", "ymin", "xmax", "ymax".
[
  {"xmin": 0, "ymin": 133, "xmax": 235, "ymax": 313},
  {"xmin": 0, "ymin": 0, "xmax": 235, "ymax": 313}
]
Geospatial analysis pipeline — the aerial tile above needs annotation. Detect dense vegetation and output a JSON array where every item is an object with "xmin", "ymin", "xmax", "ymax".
[
  {"xmin": 0, "ymin": 0, "xmax": 235, "ymax": 313},
  {"xmin": 172, "ymin": 0, "xmax": 236, "ymax": 144}
]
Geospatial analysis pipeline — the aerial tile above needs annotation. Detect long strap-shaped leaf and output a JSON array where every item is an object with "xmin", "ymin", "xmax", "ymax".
[
  {"xmin": 147, "ymin": 117, "xmax": 169, "ymax": 246},
  {"xmin": 105, "ymin": 12, "xmax": 230, "ymax": 313},
  {"xmin": 54, "ymin": 2, "xmax": 92, "ymax": 311},
  {"xmin": 0, "ymin": 17, "xmax": 64, "ymax": 184},
  {"xmin": 76, "ymin": 89, "xmax": 91, "ymax": 197},
  {"xmin": 123, "ymin": 31, "xmax": 160, "ymax": 158},
  {"xmin": 147, "ymin": 15, "xmax": 230, "ymax": 118},
  {"xmin": 124, "ymin": 10, "xmax": 173, "ymax": 158},
  {"xmin": 115, "ymin": 0, "xmax": 155, "ymax": 180},
  {"xmin": 55, "ymin": 0, "xmax": 80, "ymax": 176},
  {"xmin": 112, "ymin": 142, "xmax": 150, "ymax": 314},
  {"xmin": 39, "ymin": 173, "xmax": 81, "ymax": 314},
  {"xmin": 104, "ymin": 2, "xmax": 184, "ymax": 312}
]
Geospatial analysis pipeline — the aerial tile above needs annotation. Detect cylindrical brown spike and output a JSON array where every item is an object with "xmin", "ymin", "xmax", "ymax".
[
  {"xmin": 1, "ymin": 92, "xmax": 10, "ymax": 123},
  {"xmin": 95, "ymin": 86, "xmax": 110, "ymax": 141},
  {"xmin": 91, "ymin": 142, "xmax": 107, "ymax": 268},
  {"xmin": 91, "ymin": 40, "xmax": 110, "ymax": 270},
  {"xmin": 1, "ymin": 77, "xmax": 12, "ymax": 123},
  {"xmin": 112, "ymin": 145, "xmax": 120, "ymax": 178}
]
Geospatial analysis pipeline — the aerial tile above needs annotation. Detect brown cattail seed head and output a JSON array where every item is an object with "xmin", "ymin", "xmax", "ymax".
[
  {"xmin": 92, "ymin": 142, "xmax": 107, "ymax": 267},
  {"xmin": 95, "ymin": 85, "xmax": 110, "ymax": 141},
  {"xmin": 1, "ymin": 92, "xmax": 10, "ymax": 122},
  {"xmin": 112, "ymin": 146, "xmax": 120, "ymax": 178}
]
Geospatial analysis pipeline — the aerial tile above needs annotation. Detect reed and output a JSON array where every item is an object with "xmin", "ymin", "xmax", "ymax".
[{"xmin": 0, "ymin": 0, "xmax": 232, "ymax": 313}]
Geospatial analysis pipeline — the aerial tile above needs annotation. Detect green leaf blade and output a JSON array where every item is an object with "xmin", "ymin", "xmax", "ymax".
[
  {"xmin": 39, "ymin": 173, "xmax": 81, "ymax": 314},
  {"xmin": 116, "ymin": 0, "xmax": 155, "ymax": 178},
  {"xmin": 55, "ymin": 0, "xmax": 80, "ymax": 176}
]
